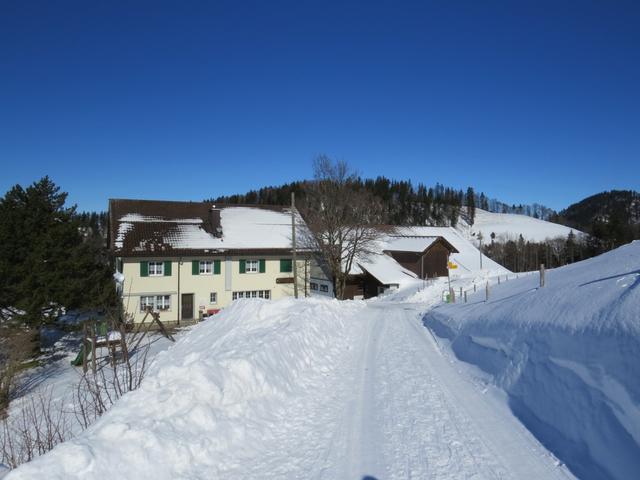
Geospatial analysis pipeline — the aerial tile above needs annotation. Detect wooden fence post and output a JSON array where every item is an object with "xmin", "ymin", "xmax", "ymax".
[
  {"xmin": 464, "ymin": 291, "xmax": 468, "ymax": 303},
  {"xmin": 449, "ymin": 287, "xmax": 455, "ymax": 304},
  {"xmin": 498, "ymin": 276, "xmax": 501, "ymax": 285},
  {"xmin": 485, "ymin": 282, "xmax": 490, "ymax": 301},
  {"xmin": 82, "ymin": 322, "xmax": 88, "ymax": 374},
  {"xmin": 91, "ymin": 323, "xmax": 97, "ymax": 375},
  {"xmin": 540, "ymin": 264, "xmax": 545, "ymax": 288},
  {"xmin": 473, "ymin": 283, "xmax": 476, "ymax": 293},
  {"xmin": 459, "ymin": 287, "xmax": 462, "ymax": 298}
]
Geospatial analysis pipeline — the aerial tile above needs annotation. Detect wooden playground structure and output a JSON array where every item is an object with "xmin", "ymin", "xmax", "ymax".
[{"xmin": 71, "ymin": 309, "xmax": 175, "ymax": 373}]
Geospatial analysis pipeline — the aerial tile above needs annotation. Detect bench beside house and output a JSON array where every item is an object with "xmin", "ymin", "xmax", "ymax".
[{"xmin": 109, "ymin": 199, "xmax": 328, "ymax": 324}]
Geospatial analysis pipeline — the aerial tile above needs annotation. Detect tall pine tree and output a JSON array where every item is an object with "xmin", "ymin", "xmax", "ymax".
[{"xmin": 0, "ymin": 177, "xmax": 115, "ymax": 325}]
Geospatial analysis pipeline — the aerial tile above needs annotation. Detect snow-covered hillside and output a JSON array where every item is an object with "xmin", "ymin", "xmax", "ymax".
[
  {"xmin": 458, "ymin": 208, "xmax": 582, "ymax": 243},
  {"xmin": 426, "ymin": 241, "xmax": 640, "ymax": 480}
]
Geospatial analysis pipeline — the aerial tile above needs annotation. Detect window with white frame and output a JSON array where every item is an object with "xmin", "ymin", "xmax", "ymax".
[
  {"xmin": 245, "ymin": 260, "xmax": 259, "ymax": 273},
  {"xmin": 140, "ymin": 295, "xmax": 171, "ymax": 312},
  {"xmin": 148, "ymin": 261, "xmax": 164, "ymax": 276},
  {"xmin": 210, "ymin": 292, "xmax": 217, "ymax": 304},
  {"xmin": 200, "ymin": 261, "xmax": 213, "ymax": 274},
  {"xmin": 232, "ymin": 290, "xmax": 271, "ymax": 300}
]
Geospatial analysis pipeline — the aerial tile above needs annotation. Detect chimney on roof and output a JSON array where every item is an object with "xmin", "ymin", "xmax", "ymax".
[{"xmin": 209, "ymin": 205, "xmax": 222, "ymax": 238}]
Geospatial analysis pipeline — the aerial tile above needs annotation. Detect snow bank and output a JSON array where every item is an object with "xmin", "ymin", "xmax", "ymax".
[
  {"xmin": 425, "ymin": 241, "xmax": 640, "ymax": 480},
  {"xmin": 7, "ymin": 297, "xmax": 366, "ymax": 479}
]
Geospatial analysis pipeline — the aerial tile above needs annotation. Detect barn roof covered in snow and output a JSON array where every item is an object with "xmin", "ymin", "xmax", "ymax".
[
  {"xmin": 349, "ymin": 229, "xmax": 460, "ymax": 284},
  {"xmin": 108, "ymin": 199, "xmax": 306, "ymax": 257},
  {"xmin": 356, "ymin": 253, "xmax": 419, "ymax": 286},
  {"xmin": 382, "ymin": 235, "xmax": 459, "ymax": 255}
]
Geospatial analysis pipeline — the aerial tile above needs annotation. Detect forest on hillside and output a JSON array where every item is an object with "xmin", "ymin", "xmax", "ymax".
[
  {"xmin": 207, "ymin": 176, "xmax": 555, "ymax": 227},
  {"xmin": 209, "ymin": 179, "xmax": 640, "ymax": 273}
]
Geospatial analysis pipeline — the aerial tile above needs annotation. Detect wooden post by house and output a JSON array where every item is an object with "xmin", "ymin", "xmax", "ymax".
[
  {"xmin": 540, "ymin": 264, "xmax": 545, "ymax": 287},
  {"xmin": 464, "ymin": 291, "xmax": 468, "ymax": 303},
  {"xmin": 485, "ymin": 281, "xmax": 490, "ymax": 301}
]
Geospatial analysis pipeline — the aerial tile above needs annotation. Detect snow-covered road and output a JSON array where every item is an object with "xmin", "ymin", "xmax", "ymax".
[
  {"xmin": 208, "ymin": 302, "xmax": 574, "ymax": 480},
  {"xmin": 312, "ymin": 303, "xmax": 573, "ymax": 480},
  {"xmin": 7, "ymin": 297, "xmax": 576, "ymax": 480}
]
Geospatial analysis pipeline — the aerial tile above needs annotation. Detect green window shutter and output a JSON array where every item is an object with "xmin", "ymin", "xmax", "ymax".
[
  {"xmin": 214, "ymin": 260, "xmax": 221, "ymax": 275},
  {"xmin": 239, "ymin": 259, "xmax": 246, "ymax": 274},
  {"xmin": 259, "ymin": 259, "xmax": 266, "ymax": 273},
  {"xmin": 140, "ymin": 261, "xmax": 148, "ymax": 277},
  {"xmin": 280, "ymin": 259, "xmax": 292, "ymax": 273},
  {"xmin": 164, "ymin": 261, "xmax": 172, "ymax": 276},
  {"xmin": 192, "ymin": 260, "xmax": 199, "ymax": 275}
]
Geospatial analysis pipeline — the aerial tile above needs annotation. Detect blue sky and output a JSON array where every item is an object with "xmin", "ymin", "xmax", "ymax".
[{"xmin": 1, "ymin": 0, "xmax": 639, "ymax": 212}]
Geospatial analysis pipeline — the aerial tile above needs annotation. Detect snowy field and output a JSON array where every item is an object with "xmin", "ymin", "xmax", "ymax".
[{"xmin": 457, "ymin": 208, "xmax": 582, "ymax": 243}]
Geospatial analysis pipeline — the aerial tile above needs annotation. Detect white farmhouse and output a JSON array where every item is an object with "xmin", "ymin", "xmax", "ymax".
[{"xmin": 109, "ymin": 199, "xmax": 331, "ymax": 323}]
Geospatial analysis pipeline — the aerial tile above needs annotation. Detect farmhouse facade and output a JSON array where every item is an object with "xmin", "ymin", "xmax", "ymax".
[{"xmin": 109, "ymin": 199, "xmax": 328, "ymax": 323}]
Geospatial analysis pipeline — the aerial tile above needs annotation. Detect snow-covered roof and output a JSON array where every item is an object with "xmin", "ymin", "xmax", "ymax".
[
  {"xmin": 349, "ymin": 225, "xmax": 509, "ymax": 284},
  {"xmin": 382, "ymin": 236, "xmax": 438, "ymax": 253},
  {"xmin": 357, "ymin": 253, "xmax": 418, "ymax": 286},
  {"xmin": 109, "ymin": 199, "xmax": 307, "ymax": 256}
]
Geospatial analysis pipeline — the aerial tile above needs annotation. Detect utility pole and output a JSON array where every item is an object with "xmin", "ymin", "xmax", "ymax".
[{"xmin": 291, "ymin": 192, "xmax": 299, "ymax": 299}]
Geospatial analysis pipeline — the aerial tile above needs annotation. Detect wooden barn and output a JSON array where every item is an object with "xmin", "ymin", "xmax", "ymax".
[
  {"xmin": 344, "ymin": 235, "xmax": 459, "ymax": 300},
  {"xmin": 383, "ymin": 236, "xmax": 458, "ymax": 279}
]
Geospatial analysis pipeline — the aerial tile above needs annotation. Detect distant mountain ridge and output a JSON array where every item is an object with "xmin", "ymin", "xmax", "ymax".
[{"xmin": 553, "ymin": 190, "xmax": 640, "ymax": 247}]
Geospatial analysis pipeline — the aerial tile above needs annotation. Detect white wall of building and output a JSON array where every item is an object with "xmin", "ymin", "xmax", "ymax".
[{"xmin": 119, "ymin": 256, "xmax": 313, "ymax": 323}]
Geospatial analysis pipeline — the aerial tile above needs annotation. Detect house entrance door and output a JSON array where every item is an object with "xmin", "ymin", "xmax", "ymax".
[{"xmin": 181, "ymin": 293, "xmax": 194, "ymax": 321}]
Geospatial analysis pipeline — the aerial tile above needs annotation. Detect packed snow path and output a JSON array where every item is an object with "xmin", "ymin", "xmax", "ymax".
[
  {"xmin": 8, "ymin": 299, "xmax": 574, "ymax": 480},
  {"xmin": 199, "ymin": 302, "xmax": 573, "ymax": 479},
  {"xmin": 309, "ymin": 303, "xmax": 573, "ymax": 480}
]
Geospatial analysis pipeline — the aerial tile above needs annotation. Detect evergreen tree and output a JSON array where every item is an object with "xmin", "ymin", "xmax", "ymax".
[
  {"xmin": 466, "ymin": 187, "xmax": 476, "ymax": 225},
  {"xmin": 0, "ymin": 177, "xmax": 116, "ymax": 325}
]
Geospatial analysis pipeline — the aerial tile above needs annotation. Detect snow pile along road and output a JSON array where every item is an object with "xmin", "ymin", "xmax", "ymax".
[
  {"xmin": 7, "ymin": 298, "xmax": 368, "ymax": 480},
  {"xmin": 425, "ymin": 241, "xmax": 640, "ymax": 480}
]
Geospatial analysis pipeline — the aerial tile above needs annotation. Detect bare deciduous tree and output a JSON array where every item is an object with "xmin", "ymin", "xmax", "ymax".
[{"xmin": 299, "ymin": 156, "xmax": 391, "ymax": 299}]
